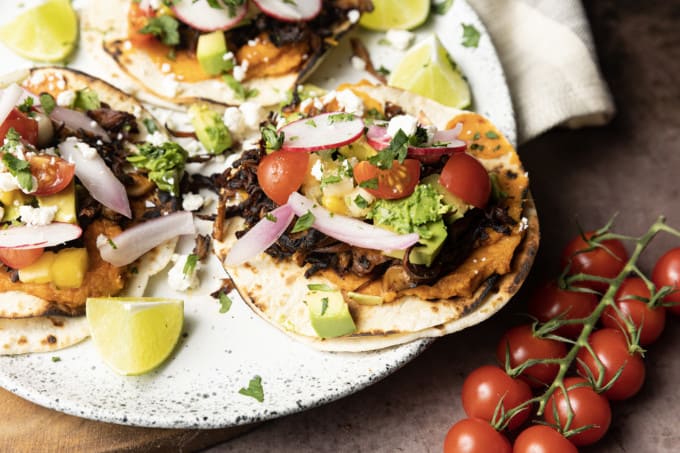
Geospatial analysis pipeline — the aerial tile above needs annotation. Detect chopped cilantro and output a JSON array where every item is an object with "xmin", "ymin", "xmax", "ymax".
[
  {"xmin": 265, "ymin": 213, "xmax": 277, "ymax": 222},
  {"xmin": 364, "ymin": 108, "xmax": 386, "ymax": 121},
  {"xmin": 127, "ymin": 142, "xmax": 188, "ymax": 196},
  {"xmin": 17, "ymin": 97, "xmax": 34, "ymax": 116},
  {"xmin": 143, "ymin": 118, "xmax": 158, "ymax": 134},
  {"xmin": 307, "ymin": 283, "xmax": 335, "ymax": 291},
  {"xmin": 140, "ymin": 15, "xmax": 180, "ymax": 47},
  {"xmin": 320, "ymin": 297, "xmax": 329, "ymax": 316},
  {"xmin": 305, "ymin": 119, "xmax": 317, "ymax": 127},
  {"xmin": 2, "ymin": 151, "xmax": 33, "ymax": 193},
  {"xmin": 461, "ymin": 24, "xmax": 481, "ymax": 48},
  {"xmin": 409, "ymin": 126, "xmax": 429, "ymax": 147},
  {"xmin": 327, "ymin": 113, "xmax": 355, "ymax": 124},
  {"xmin": 238, "ymin": 375, "xmax": 264, "ymax": 402},
  {"xmin": 321, "ymin": 175, "xmax": 342, "ymax": 186},
  {"xmin": 218, "ymin": 292, "xmax": 232, "ymax": 313},
  {"xmin": 292, "ymin": 210, "xmax": 315, "ymax": 233},
  {"xmin": 39, "ymin": 93, "xmax": 56, "ymax": 115},
  {"xmin": 261, "ymin": 124, "xmax": 285, "ymax": 151},
  {"xmin": 368, "ymin": 129, "xmax": 409, "ymax": 169},
  {"xmin": 485, "ymin": 131, "xmax": 499, "ymax": 139},
  {"xmin": 353, "ymin": 194, "xmax": 369, "ymax": 208},
  {"xmin": 223, "ymin": 74, "xmax": 258, "ymax": 100},
  {"xmin": 432, "ymin": 0, "xmax": 454, "ymax": 15},
  {"xmin": 490, "ymin": 173, "xmax": 507, "ymax": 202},
  {"xmin": 51, "ymin": 356, "xmax": 61, "ymax": 362},
  {"xmin": 472, "ymin": 132, "xmax": 481, "ymax": 140},
  {"xmin": 359, "ymin": 177, "xmax": 378, "ymax": 190},
  {"xmin": 183, "ymin": 254, "xmax": 198, "ymax": 276},
  {"xmin": 376, "ymin": 66, "xmax": 391, "ymax": 77}
]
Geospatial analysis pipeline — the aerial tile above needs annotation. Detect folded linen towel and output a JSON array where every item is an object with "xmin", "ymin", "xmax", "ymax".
[{"xmin": 467, "ymin": 0, "xmax": 615, "ymax": 143}]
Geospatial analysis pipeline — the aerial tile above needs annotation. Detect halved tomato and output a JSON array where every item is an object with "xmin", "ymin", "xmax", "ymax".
[
  {"xmin": 29, "ymin": 155, "xmax": 76, "ymax": 196},
  {"xmin": 353, "ymin": 159, "xmax": 420, "ymax": 200},
  {"xmin": 127, "ymin": 2, "xmax": 155, "ymax": 47},
  {"xmin": 0, "ymin": 109, "xmax": 38, "ymax": 146},
  {"xmin": 0, "ymin": 247, "xmax": 44, "ymax": 269},
  {"xmin": 439, "ymin": 153, "xmax": 490, "ymax": 209},
  {"xmin": 257, "ymin": 150, "xmax": 310, "ymax": 205}
]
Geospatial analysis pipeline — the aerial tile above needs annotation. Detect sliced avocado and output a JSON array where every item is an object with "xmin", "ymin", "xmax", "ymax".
[
  {"xmin": 347, "ymin": 291, "xmax": 383, "ymax": 306},
  {"xmin": 188, "ymin": 104, "xmax": 232, "ymax": 154},
  {"xmin": 37, "ymin": 181, "xmax": 76, "ymax": 224},
  {"xmin": 421, "ymin": 174, "xmax": 469, "ymax": 223},
  {"xmin": 306, "ymin": 289, "xmax": 356, "ymax": 339},
  {"xmin": 409, "ymin": 219, "xmax": 448, "ymax": 266},
  {"xmin": 197, "ymin": 31, "xmax": 232, "ymax": 76}
]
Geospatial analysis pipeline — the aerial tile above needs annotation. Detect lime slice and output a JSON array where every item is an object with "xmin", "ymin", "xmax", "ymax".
[
  {"xmin": 388, "ymin": 35, "xmax": 471, "ymax": 109},
  {"xmin": 359, "ymin": 0, "xmax": 430, "ymax": 31},
  {"xmin": 86, "ymin": 297, "xmax": 184, "ymax": 376},
  {"xmin": 0, "ymin": 0, "xmax": 78, "ymax": 62}
]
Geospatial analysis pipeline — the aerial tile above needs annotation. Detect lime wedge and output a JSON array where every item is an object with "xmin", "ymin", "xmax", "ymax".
[
  {"xmin": 359, "ymin": 0, "xmax": 430, "ymax": 31},
  {"xmin": 86, "ymin": 297, "xmax": 184, "ymax": 376},
  {"xmin": 388, "ymin": 35, "xmax": 471, "ymax": 109},
  {"xmin": 0, "ymin": 0, "xmax": 78, "ymax": 62}
]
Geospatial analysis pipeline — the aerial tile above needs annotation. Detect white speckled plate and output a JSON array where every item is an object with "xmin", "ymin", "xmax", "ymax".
[{"xmin": 0, "ymin": 0, "xmax": 514, "ymax": 428}]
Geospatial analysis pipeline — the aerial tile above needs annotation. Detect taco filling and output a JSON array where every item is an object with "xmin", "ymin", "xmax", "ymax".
[{"xmin": 213, "ymin": 84, "xmax": 537, "ymax": 350}]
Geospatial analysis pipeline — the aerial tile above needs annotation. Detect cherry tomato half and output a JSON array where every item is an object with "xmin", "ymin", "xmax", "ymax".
[
  {"xmin": 127, "ymin": 2, "xmax": 156, "ymax": 47},
  {"xmin": 257, "ymin": 150, "xmax": 309, "ymax": 205},
  {"xmin": 353, "ymin": 159, "xmax": 420, "ymax": 200},
  {"xmin": 0, "ymin": 109, "xmax": 38, "ymax": 147},
  {"xmin": 461, "ymin": 365, "xmax": 533, "ymax": 431},
  {"xmin": 576, "ymin": 328, "xmax": 645, "ymax": 401},
  {"xmin": 29, "ymin": 155, "xmax": 76, "ymax": 196},
  {"xmin": 560, "ymin": 232, "xmax": 628, "ymax": 293},
  {"xmin": 438, "ymin": 153, "xmax": 490, "ymax": 209},
  {"xmin": 443, "ymin": 418, "xmax": 511, "ymax": 453},
  {"xmin": 496, "ymin": 324, "xmax": 567, "ymax": 388},
  {"xmin": 544, "ymin": 377, "xmax": 611, "ymax": 446},
  {"xmin": 527, "ymin": 280, "xmax": 598, "ymax": 338},
  {"xmin": 0, "ymin": 247, "xmax": 44, "ymax": 269},
  {"xmin": 602, "ymin": 277, "xmax": 666, "ymax": 346},
  {"xmin": 652, "ymin": 247, "xmax": 680, "ymax": 316},
  {"xmin": 513, "ymin": 425, "xmax": 578, "ymax": 453}
]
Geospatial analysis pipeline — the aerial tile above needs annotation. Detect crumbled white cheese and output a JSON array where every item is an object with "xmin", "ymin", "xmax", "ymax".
[
  {"xmin": 351, "ymin": 56, "xmax": 367, "ymax": 71},
  {"xmin": 310, "ymin": 159, "xmax": 323, "ymax": 181},
  {"xmin": 29, "ymin": 71, "xmax": 46, "ymax": 86},
  {"xmin": 347, "ymin": 9, "xmax": 361, "ymax": 24},
  {"xmin": 223, "ymin": 51, "xmax": 234, "ymax": 61},
  {"xmin": 232, "ymin": 60, "xmax": 249, "ymax": 82},
  {"xmin": 182, "ymin": 193, "xmax": 204, "ymax": 211},
  {"xmin": 56, "ymin": 90, "xmax": 76, "ymax": 107},
  {"xmin": 162, "ymin": 75, "xmax": 179, "ymax": 97},
  {"xmin": 299, "ymin": 98, "xmax": 314, "ymax": 114},
  {"xmin": 161, "ymin": 63, "xmax": 172, "ymax": 73},
  {"xmin": 518, "ymin": 216, "xmax": 529, "ymax": 232},
  {"xmin": 321, "ymin": 90, "xmax": 337, "ymax": 106},
  {"xmin": 146, "ymin": 131, "xmax": 167, "ymax": 147},
  {"xmin": 167, "ymin": 254, "xmax": 201, "ymax": 292},
  {"xmin": 423, "ymin": 124, "xmax": 437, "ymax": 146},
  {"xmin": 239, "ymin": 102, "xmax": 263, "ymax": 129},
  {"xmin": 55, "ymin": 77, "xmax": 66, "ymax": 91},
  {"xmin": 336, "ymin": 89, "xmax": 364, "ymax": 116},
  {"xmin": 123, "ymin": 40, "xmax": 133, "ymax": 51},
  {"xmin": 19, "ymin": 205, "xmax": 58, "ymax": 226},
  {"xmin": 223, "ymin": 107, "xmax": 245, "ymax": 137},
  {"xmin": 386, "ymin": 29, "xmax": 415, "ymax": 51},
  {"xmin": 64, "ymin": 137, "xmax": 98, "ymax": 159},
  {"xmin": 387, "ymin": 114, "xmax": 418, "ymax": 138},
  {"xmin": 0, "ymin": 173, "xmax": 19, "ymax": 192}
]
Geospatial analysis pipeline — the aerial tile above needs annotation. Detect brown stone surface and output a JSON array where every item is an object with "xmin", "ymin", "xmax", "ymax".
[{"xmin": 207, "ymin": 2, "xmax": 680, "ymax": 452}]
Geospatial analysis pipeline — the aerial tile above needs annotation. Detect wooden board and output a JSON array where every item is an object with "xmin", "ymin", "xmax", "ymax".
[{"xmin": 0, "ymin": 388, "xmax": 257, "ymax": 452}]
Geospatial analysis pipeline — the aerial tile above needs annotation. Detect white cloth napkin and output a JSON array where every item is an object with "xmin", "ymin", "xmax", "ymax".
[{"xmin": 467, "ymin": 0, "xmax": 615, "ymax": 143}]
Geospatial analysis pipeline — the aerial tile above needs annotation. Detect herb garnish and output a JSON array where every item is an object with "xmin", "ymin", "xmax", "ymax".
[
  {"xmin": 140, "ymin": 15, "xmax": 180, "ymax": 47},
  {"xmin": 320, "ymin": 297, "xmax": 329, "ymax": 316},
  {"xmin": 39, "ymin": 93, "xmax": 56, "ymax": 115},
  {"xmin": 143, "ymin": 118, "xmax": 158, "ymax": 134},
  {"xmin": 1, "ymin": 132, "xmax": 33, "ymax": 192},
  {"xmin": 353, "ymin": 194, "xmax": 369, "ymax": 208},
  {"xmin": 485, "ymin": 131, "xmax": 499, "ymax": 139},
  {"xmin": 127, "ymin": 141, "xmax": 188, "ymax": 196},
  {"xmin": 265, "ymin": 213, "xmax": 277, "ymax": 222},
  {"xmin": 359, "ymin": 177, "xmax": 379, "ymax": 190},
  {"xmin": 327, "ymin": 113, "xmax": 355, "ymax": 124},
  {"xmin": 51, "ymin": 356, "xmax": 61, "ymax": 362},
  {"xmin": 238, "ymin": 375, "xmax": 264, "ymax": 402},
  {"xmin": 292, "ymin": 210, "xmax": 315, "ymax": 233},
  {"xmin": 368, "ymin": 129, "xmax": 409, "ymax": 169},
  {"xmin": 218, "ymin": 292, "xmax": 232, "ymax": 313},
  {"xmin": 107, "ymin": 238, "xmax": 118, "ymax": 250},
  {"xmin": 223, "ymin": 74, "xmax": 258, "ymax": 100},
  {"xmin": 17, "ymin": 97, "xmax": 34, "ymax": 116},
  {"xmin": 432, "ymin": 0, "xmax": 454, "ymax": 15},
  {"xmin": 307, "ymin": 283, "xmax": 335, "ymax": 291},
  {"xmin": 183, "ymin": 254, "xmax": 198, "ymax": 276},
  {"xmin": 461, "ymin": 24, "xmax": 481, "ymax": 48}
]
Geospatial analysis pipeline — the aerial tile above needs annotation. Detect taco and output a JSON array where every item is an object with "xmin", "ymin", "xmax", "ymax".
[
  {"xmin": 0, "ymin": 67, "xmax": 199, "ymax": 355},
  {"xmin": 82, "ymin": 0, "xmax": 372, "ymax": 106},
  {"xmin": 213, "ymin": 83, "xmax": 539, "ymax": 351}
]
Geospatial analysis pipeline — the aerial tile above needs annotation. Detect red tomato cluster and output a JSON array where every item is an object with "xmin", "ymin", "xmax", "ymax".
[{"xmin": 443, "ymin": 231, "xmax": 680, "ymax": 452}]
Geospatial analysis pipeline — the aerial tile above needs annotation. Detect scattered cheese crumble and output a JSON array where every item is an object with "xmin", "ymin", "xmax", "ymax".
[
  {"xmin": 387, "ymin": 114, "xmax": 418, "ymax": 138},
  {"xmin": 386, "ymin": 29, "xmax": 415, "ymax": 51},
  {"xmin": 182, "ymin": 193, "xmax": 205, "ymax": 211},
  {"xmin": 167, "ymin": 254, "xmax": 201, "ymax": 292},
  {"xmin": 19, "ymin": 205, "xmax": 58, "ymax": 226}
]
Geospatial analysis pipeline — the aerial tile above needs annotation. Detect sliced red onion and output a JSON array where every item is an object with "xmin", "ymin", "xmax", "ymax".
[
  {"xmin": 98, "ymin": 212, "xmax": 196, "ymax": 267},
  {"xmin": 281, "ymin": 112, "xmax": 365, "ymax": 152},
  {"xmin": 0, "ymin": 84, "xmax": 23, "ymax": 128},
  {"xmin": 287, "ymin": 192, "xmax": 419, "ymax": 251},
  {"xmin": 0, "ymin": 223, "xmax": 82, "ymax": 249},
  {"xmin": 253, "ymin": 0, "xmax": 322, "ymax": 22},
  {"xmin": 172, "ymin": 0, "xmax": 248, "ymax": 32},
  {"xmin": 365, "ymin": 125, "xmax": 390, "ymax": 151},
  {"xmin": 58, "ymin": 138, "xmax": 131, "ymax": 218},
  {"xmin": 50, "ymin": 107, "xmax": 111, "ymax": 142},
  {"xmin": 224, "ymin": 203, "xmax": 295, "ymax": 266},
  {"xmin": 432, "ymin": 123, "xmax": 465, "ymax": 148}
]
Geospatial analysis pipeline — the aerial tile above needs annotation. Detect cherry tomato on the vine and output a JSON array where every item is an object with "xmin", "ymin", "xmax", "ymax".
[
  {"xmin": 0, "ymin": 109, "xmax": 38, "ymax": 146},
  {"xmin": 527, "ymin": 280, "xmax": 598, "ymax": 338},
  {"xmin": 461, "ymin": 365, "xmax": 532, "ymax": 431},
  {"xmin": 544, "ymin": 377, "xmax": 611, "ymax": 446},
  {"xmin": 513, "ymin": 424, "xmax": 578, "ymax": 453},
  {"xmin": 0, "ymin": 247, "xmax": 44, "ymax": 269},
  {"xmin": 438, "ymin": 153, "xmax": 490, "ymax": 209},
  {"xmin": 495, "ymin": 324, "xmax": 567, "ymax": 388},
  {"xmin": 560, "ymin": 232, "xmax": 628, "ymax": 293},
  {"xmin": 652, "ymin": 247, "xmax": 680, "ymax": 316},
  {"xmin": 257, "ymin": 150, "xmax": 310, "ymax": 205},
  {"xmin": 443, "ymin": 418, "xmax": 511, "ymax": 453},
  {"xmin": 576, "ymin": 328, "xmax": 645, "ymax": 401},
  {"xmin": 602, "ymin": 277, "xmax": 666, "ymax": 346},
  {"xmin": 353, "ymin": 159, "xmax": 420, "ymax": 200}
]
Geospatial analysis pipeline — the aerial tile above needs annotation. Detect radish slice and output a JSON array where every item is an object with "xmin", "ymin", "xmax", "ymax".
[
  {"xmin": 172, "ymin": 0, "xmax": 248, "ymax": 32},
  {"xmin": 58, "ymin": 138, "xmax": 132, "ymax": 218},
  {"xmin": 0, "ymin": 84, "xmax": 23, "ymax": 128},
  {"xmin": 432, "ymin": 123, "xmax": 465, "ymax": 148},
  {"xmin": 0, "ymin": 223, "xmax": 82, "ymax": 249},
  {"xmin": 50, "ymin": 107, "xmax": 111, "ymax": 143},
  {"xmin": 287, "ymin": 192, "xmax": 419, "ymax": 251},
  {"xmin": 281, "ymin": 112, "xmax": 365, "ymax": 152},
  {"xmin": 224, "ymin": 203, "xmax": 295, "ymax": 266},
  {"xmin": 365, "ymin": 125, "xmax": 390, "ymax": 151},
  {"xmin": 253, "ymin": 0, "xmax": 322, "ymax": 22},
  {"xmin": 98, "ymin": 212, "xmax": 196, "ymax": 267}
]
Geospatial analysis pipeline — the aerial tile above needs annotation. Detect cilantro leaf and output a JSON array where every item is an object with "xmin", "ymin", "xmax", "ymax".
[
  {"xmin": 140, "ymin": 15, "xmax": 180, "ymax": 46},
  {"xmin": 359, "ymin": 177, "xmax": 378, "ymax": 190},
  {"xmin": 183, "ymin": 254, "xmax": 198, "ymax": 275},
  {"xmin": 238, "ymin": 375, "xmax": 264, "ymax": 402},
  {"xmin": 127, "ymin": 141, "xmax": 188, "ymax": 196},
  {"xmin": 223, "ymin": 74, "xmax": 259, "ymax": 100},
  {"xmin": 2, "ymin": 150, "xmax": 33, "ymax": 193},
  {"xmin": 432, "ymin": 0, "xmax": 453, "ymax": 15},
  {"xmin": 17, "ymin": 97, "xmax": 34, "ymax": 116},
  {"xmin": 291, "ymin": 210, "xmax": 315, "ymax": 233},
  {"xmin": 143, "ymin": 118, "xmax": 158, "ymax": 134},
  {"xmin": 461, "ymin": 24, "xmax": 481, "ymax": 48},
  {"xmin": 485, "ymin": 131, "xmax": 499, "ymax": 139},
  {"xmin": 260, "ymin": 124, "xmax": 284, "ymax": 151},
  {"xmin": 368, "ymin": 129, "xmax": 409, "ymax": 169},
  {"xmin": 39, "ymin": 93, "xmax": 56, "ymax": 115},
  {"xmin": 353, "ymin": 194, "xmax": 369, "ymax": 208},
  {"xmin": 218, "ymin": 292, "xmax": 232, "ymax": 313}
]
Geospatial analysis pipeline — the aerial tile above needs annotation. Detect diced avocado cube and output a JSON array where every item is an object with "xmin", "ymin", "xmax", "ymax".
[
  {"xmin": 188, "ymin": 104, "xmax": 232, "ymax": 154},
  {"xmin": 421, "ymin": 174, "xmax": 469, "ymax": 223},
  {"xmin": 51, "ymin": 248, "xmax": 88, "ymax": 289},
  {"xmin": 18, "ymin": 251, "xmax": 56, "ymax": 284},
  {"xmin": 306, "ymin": 289, "xmax": 356, "ymax": 339},
  {"xmin": 338, "ymin": 138, "xmax": 377, "ymax": 160},
  {"xmin": 347, "ymin": 291, "xmax": 383, "ymax": 306},
  {"xmin": 0, "ymin": 190, "xmax": 29, "ymax": 221},
  {"xmin": 197, "ymin": 31, "xmax": 231, "ymax": 76},
  {"xmin": 37, "ymin": 181, "xmax": 76, "ymax": 224},
  {"xmin": 409, "ymin": 219, "xmax": 448, "ymax": 267}
]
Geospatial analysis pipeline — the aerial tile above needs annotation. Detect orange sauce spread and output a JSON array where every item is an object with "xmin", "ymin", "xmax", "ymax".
[{"xmin": 236, "ymin": 33, "xmax": 309, "ymax": 79}]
